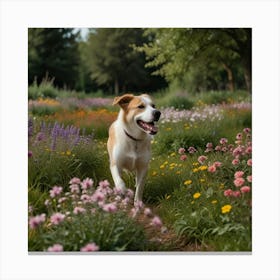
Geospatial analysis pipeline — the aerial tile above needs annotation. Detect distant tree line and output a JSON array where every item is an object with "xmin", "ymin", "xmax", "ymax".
[{"xmin": 28, "ymin": 28, "xmax": 251, "ymax": 95}]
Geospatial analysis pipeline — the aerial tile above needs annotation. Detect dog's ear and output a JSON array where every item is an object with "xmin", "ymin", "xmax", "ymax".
[{"xmin": 113, "ymin": 94, "xmax": 134, "ymax": 110}]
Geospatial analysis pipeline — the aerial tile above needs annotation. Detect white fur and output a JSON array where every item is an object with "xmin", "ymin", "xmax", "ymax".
[{"xmin": 107, "ymin": 94, "xmax": 159, "ymax": 203}]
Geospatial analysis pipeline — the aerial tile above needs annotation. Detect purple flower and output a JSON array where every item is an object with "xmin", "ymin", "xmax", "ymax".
[{"xmin": 28, "ymin": 151, "xmax": 33, "ymax": 158}]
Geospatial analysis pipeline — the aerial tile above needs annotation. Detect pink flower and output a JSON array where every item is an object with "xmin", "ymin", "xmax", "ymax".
[
  {"xmin": 221, "ymin": 147, "xmax": 228, "ymax": 152},
  {"xmin": 69, "ymin": 177, "xmax": 81, "ymax": 185},
  {"xmin": 180, "ymin": 155, "xmax": 187, "ymax": 161},
  {"xmin": 208, "ymin": 165, "xmax": 216, "ymax": 173},
  {"xmin": 188, "ymin": 146, "xmax": 197, "ymax": 154},
  {"xmin": 103, "ymin": 203, "xmax": 117, "ymax": 213},
  {"xmin": 234, "ymin": 171, "xmax": 244, "ymax": 178},
  {"xmin": 243, "ymin": 128, "xmax": 251, "ymax": 134},
  {"xmin": 49, "ymin": 186, "xmax": 63, "ymax": 198},
  {"xmin": 215, "ymin": 145, "xmax": 221, "ymax": 151},
  {"xmin": 73, "ymin": 207, "xmax": 86, "ymax": 215},
  {"xmin": 247, "ymin": 159, "xmax": 252, "ymax": 166},
  {"xmin": 80, "ymin": 194, "xmax": 91, "ymax": 203},
  {"xmin": 178, "ymin": 147, "xmax": 186, "ymax": 154},
  {"xmin": 214, "ymin": 161, "xmax": 222, "ymax": 168},
  {"xmin": 151, "ymin": 216, "xmax": 162, "ymax": 228},
  {"xmin": 232, "ymin": 158, "xmax": 240, "ymax": 165},
  {"xmin": 126, "ymin": 189, "xmax": 134, "ymax": 198},
  {"xmin": 144, "ymin": 207, "xmax": 153, "ymax": 217},
  {"xmin": 80, "ymin": 242, "xmax": 99, "ymax": 252},
  {"xmin": 206, "ymin": 142, "xmax": 213, "ymax": 149},
  {"xmin": 198, "ymin": 155, "xmax": 207, "ymax": 164},
  {"xmin": 50, "ymin": 212, "xmax": 65, "ymax": 225},
  {"xmin": 224, "ymin": 189, "xmax": 233, "ymax": 197},
  {"xmin": 220, "ymin": 138, "xmax": 228, "ymax": 145},
  {"xmin": 236, "ymin": 133, "xmax": 243, "ymax": 140},
  {"xmin": 98, "ymin": 180, "xmax": 110, "ymax": 189},
  {"xmin": 134, "ymin": 200, "xmax": 144, "ymax": 209},
  {"xmin": 234, "ymin": 177, "xmax": 245, "ymax": 187},
  {"xmin": 81, "ymin": 178, "xmax": 94, "ymax": 190},
  {"xmin": 245, "ymin": 146, "xmax": 252, "ymax": 154},
  {"xmin": 247, "ymin": 175, "xmax": 252, "ymax": 182},
  {"xmin": 47, "ymin": 244, "xmax": 63, "ymax": 252},
  {"xmin": 232, "ymin": 191, "xmax": 241, "ymax": 198},
  {"xmin": 70, "ymin": 184, "xmax": 80, "ymax": 194},
  {"xmin": 241, "ymin": 186, "xmax": 251, "ymax": 193},
  {"xmin": 232, "ymin": 146, "xmax": 243, "ymax": 157},
  {"xmin": 91, "ymin": 190, "xmax": 105, "ymax": 202},
  {"xmin": 29, "ymin": 214, "xmax": 46, "ymax": 229}
]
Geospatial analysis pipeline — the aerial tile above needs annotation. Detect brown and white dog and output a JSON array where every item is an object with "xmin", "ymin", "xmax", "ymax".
[{"xmin": 107, "ymin": 93, "xmax": 161, "ymax": 203}]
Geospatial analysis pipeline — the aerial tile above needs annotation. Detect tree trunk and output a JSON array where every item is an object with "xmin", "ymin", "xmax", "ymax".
[
  {"xmin": 243, "ymin": 63, "xmax": 251, "ymax": 94},
  {"xmin": 222, "ymin": 63, "xmax": 234, "ymax": 92},
  {"xmin": 114, "ymin": 79, "xmax": 119, "ymax": 95}
]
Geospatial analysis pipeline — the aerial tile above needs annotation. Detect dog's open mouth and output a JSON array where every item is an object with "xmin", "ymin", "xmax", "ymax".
[{"xmin": 137, "ymin": 120, "xmax": 158, "ymax": 135}]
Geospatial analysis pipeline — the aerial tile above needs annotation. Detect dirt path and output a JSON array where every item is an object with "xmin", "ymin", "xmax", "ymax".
[{"xmin": 134, "ymin": 204, "xmax": 209, "ymax": 252}]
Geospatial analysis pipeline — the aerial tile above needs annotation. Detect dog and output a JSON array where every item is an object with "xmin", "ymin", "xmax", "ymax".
[{"xmin": 107, "ymin": 93, "xmax": 161, "ymax": 203}]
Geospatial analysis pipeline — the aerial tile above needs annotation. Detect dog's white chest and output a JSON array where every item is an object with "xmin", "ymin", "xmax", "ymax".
[{"xmin": 115, "ymin": 140, "xmax": 150, "ymax": 171}]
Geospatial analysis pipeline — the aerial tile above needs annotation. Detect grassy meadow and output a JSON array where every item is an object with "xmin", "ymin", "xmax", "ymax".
[{"xmin": 28, "ymin": 83, "xmax": 252, "ymax": 252}]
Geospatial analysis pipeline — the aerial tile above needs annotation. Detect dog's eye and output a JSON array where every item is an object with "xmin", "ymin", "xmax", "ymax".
[
  {"xmin": 151, "ymin": 104, "xmax": 156, "ymax": 108},
  {"xmin": 138, "ymin": 105, "xmax": 145, "ymax": 109}
]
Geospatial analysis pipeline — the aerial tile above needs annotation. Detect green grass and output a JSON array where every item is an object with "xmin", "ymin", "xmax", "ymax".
[{"xmin": 28, "ymin": 91, "xmax": 252, "ymax": 251}]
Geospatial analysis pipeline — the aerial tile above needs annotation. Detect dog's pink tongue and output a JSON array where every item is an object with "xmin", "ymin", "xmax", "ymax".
[{"xmin": 151, "ymin": 125, "xmax": 158, "ymax": 133}]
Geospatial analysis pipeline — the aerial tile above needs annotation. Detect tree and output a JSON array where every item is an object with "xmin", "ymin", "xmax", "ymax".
[
  {"xmin": 137, "ymin": 28, "xmax": 251, "ymax": 93},
  {"xmin": 28, "ymin": 28, "xmax": 80, "ymax": 89},
  {"xmin": 84, "ymin": 28, "xmax": 167, "ymax": 95}
]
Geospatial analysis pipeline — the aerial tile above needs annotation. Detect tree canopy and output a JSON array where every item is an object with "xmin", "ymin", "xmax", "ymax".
[
  {"xmin": 28, "ymin": 28, "xmax": 251, "ymax": 95},
  {"xmin": 28, "ymin": 28, "xmax": 80, "ymax": 89},
  {"xmin": 137, "ymin": 28, "xmax": 251, "ymax": 93}
]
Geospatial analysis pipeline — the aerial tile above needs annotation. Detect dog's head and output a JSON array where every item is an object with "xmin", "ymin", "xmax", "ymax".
[{"xmin": 113, "ymin": 93, "xmax": 161, "ymax": 135}]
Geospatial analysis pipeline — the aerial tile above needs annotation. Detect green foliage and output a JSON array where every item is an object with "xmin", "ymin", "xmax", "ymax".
[
  {"xmin": 84, "ymin": 28, "xmax": 167, "ymax": 95},
  {"xmin": 29, "ymin": 210, "xmax": 147, "ymax": 251},
  {"xmin": 28, "ymin": 28, "xmax": 80, "ymax": 89},
  {"xmin": 137, "ymin": 28, "xmax": 251, "ymax": 92}
]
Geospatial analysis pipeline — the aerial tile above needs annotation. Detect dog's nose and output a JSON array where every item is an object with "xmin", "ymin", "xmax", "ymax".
[{"xmin": 153, "ymin": 110, "xmax": 161, "ymax": 121}]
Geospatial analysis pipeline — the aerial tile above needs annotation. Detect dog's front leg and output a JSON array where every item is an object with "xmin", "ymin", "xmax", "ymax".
[
  {"xmin": 134, "ymin": 167, "xmax": 148, "ymax": 203},
  {"xmin": 110, "ymin": 164, "xmax": 126, "ymax": 192}
]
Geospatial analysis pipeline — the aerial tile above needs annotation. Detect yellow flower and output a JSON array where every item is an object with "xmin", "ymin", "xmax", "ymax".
[
  {"xmin": 199, "ymin": 165, "xmax": 208, "ymax": 171},
  {"xmin": 176, "ymin": 171, "xmax": 181, "ymax": 175},
  {"xmin": 221, "ymin": 204, "xmax": 232, "ymax": 214},
  {"xmin": 193, "ymin": 192, "xmax": 201, "ymax": 199},
  {"xmin": 200, "ymin": 178, "xmax": 205, "ymax": 183},
  {"xmin": 160, "ymin": 165, "xmax": 165, "ymax": 169},
  {"xmin": 184, "ymin": 180, "xmax": 192, "ymax": 185},
  {"xmin": 166, "ymin": 195, "xmax": 171, "ymax": 200},
  {"xmin": 152, "ymin": 171, "xmax": 157, "ymax": 176},
  {"xmin": 192, "ymin": 168, "xmax": 199, "ymax": 173},
  {"xmin": 66, "ymin": 150, "xmax": 71, "ymax": 156},
  {"xmin": 166, "ymin": 127, "xmax": 172, "ymax": 131},
  {"xmin": 192, "ymin": 162, "xmax": 199, "ymax": 166},
  {"xmin": 211, "ymin": 200, "xmax": 218, "ymax": 204},
  {"xmin": 170, "ymin": 152, "xmax": 176, "ymax": 157}
]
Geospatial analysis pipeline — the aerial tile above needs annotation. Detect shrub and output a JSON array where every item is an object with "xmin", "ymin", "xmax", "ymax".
[{"xmin": 28, "ymin": 178, "xmax": 165, "ymax": 251}]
